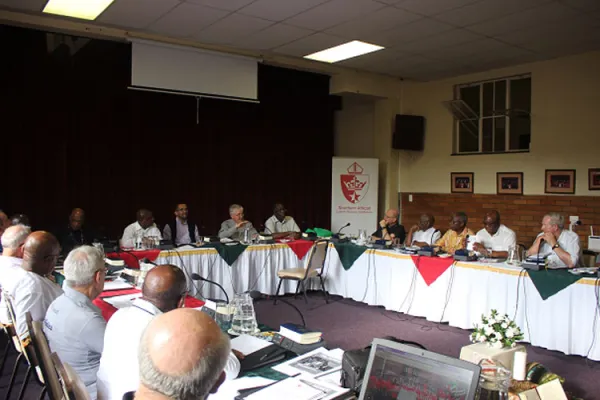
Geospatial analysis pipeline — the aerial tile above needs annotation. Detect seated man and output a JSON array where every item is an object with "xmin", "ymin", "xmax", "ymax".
[
  {"xmin": 162, "ymin": 203, "xmax": 200, "ymax": 245},
  {"xmin": 371, "ymin": 208, "xmax": 406, "ymax": 243},
  {"xmin": 44, "ymin": 246, "xmax": 107, "ymax": 399},
  {"xmin": 56, "ymin": 208, "xmax": 96, "ymax": 256},
  {"xmin": 0, "ymin": 224, "xmax": 30, "ymax": 324},
  {"xmin": 96, "ymin": 265, "xmax": 240, "ymax": 400},
  {"xmin": 123, "ymin": 309, "xmax": 230, "ymax": 400},
  {"xmin": 264, "ymin": 203, "xmax": 300, "ymax": 239},
  {"xmin": 121, "ymin": 209, "xmax": 162, "ymax": 248},
  {"xmin": 0, "ymin": 210, "xmax": 9, "ymax": 252},
  {"xmin": 405, "ymin": 214, "xmax": 440, "ymax": 247},
  {"xmin": 527, "ymin": 212, "xmax": 580, "ymax": 268},
  {"xmin": 435, "ymin": 212, "xmax": 474, "ymax": 254},
  {"xmin": 218, "ymin": 204, "xmax": 257, "ymax": 241},
  {"xmin": 473, "ymin": 210, "xmax": 516, "ymax": 258},
  {"xmin": 4, "ymin": 231, "xmax": 63, "ymax": 338}
]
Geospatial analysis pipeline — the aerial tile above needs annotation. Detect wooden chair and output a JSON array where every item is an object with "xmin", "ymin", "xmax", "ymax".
[
  {"xmin": 52, "ymin": 353, "xmax": 91, "ymax": 400},
  {"xmin": 274, "ymin": 239, "xmax": 330, "ymax": 304},
  {"xmin": 27, "ymin": 312, "xmax": 64, "ymax": 400},
  {"xmin": 3, "ymin": 294, "xmax": 45, "ymax": 400}
]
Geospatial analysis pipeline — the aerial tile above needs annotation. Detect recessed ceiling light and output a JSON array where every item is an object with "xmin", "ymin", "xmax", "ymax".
[
  {"xmin": 43, "ymin": 0, "xmax": 115, "ymax": 20},
  {"xmin": 304, "ymin": 40, "xmax": 384, "ymax": 63}
]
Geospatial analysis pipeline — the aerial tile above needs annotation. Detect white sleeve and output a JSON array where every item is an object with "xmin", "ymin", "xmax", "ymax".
[
  {"xmin": 121, "ymin": 225, "xmax": 134, "ymax": 244},
  {"xmin": 162, "ymin": 224, "xmax": 172, "ymax": 241},
  {"xmin": 265, "ymin": 218, "xmax": 276, "ymax": 234},
  {"xmin": 14, "ymin": 279, "xmax": 42, "ymax": 338},
  {"xmin": 502, "ymin": 230, "xmax": 517, "ymax": 251},
  {"xmin": 475, "ymin": 229, "xmax": 486, "ymax": 244},
  {"xmin": 430, "ymin": 230, "xmax": 442, "ymax": 245},
  {"xmin": 290, "ymin": 218, "xmax": 301, "ymax": 233},
  {"xmin": 147, "ymin": 225, "xmax": 162, "ymax": 240},
  {"xmin": 563, "ymin": 234, "xmax": 581, "ymax": 267},
  {"xmin": 224, "ymin": 351, "xmax": 240, "ymax": 380}
]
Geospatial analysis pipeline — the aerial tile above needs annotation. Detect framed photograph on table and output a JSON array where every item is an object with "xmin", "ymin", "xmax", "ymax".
[
  {"xmin": 545, "ymin": 169, "xmax": 576, "ymax": 194},
  {"xmin": 589, "ymin": 168, "xmax": 600, "ymax": 190},
  {"xmin": 451, "ymin": 172, "xmax": 474, "ymax": 193},
  {"xmin": 497, "ymin": 172, "xmax": 523, "ymax": 195}
]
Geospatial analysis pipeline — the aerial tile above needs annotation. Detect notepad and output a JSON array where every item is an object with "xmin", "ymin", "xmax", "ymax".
[
  {"xmin": 103, "ymin": 293, "xmax": 142, "ymax": 308},
  {"xmin": 231, "ymin": 334, "xmax": 272, "ymax": 356}
]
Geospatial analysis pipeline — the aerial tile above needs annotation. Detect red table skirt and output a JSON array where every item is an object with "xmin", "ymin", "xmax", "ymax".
[
  {"xmin": 410, "ymin": 255, "xmax": 455, "ymax": 286},
  {"xmin": 280, "ymin": 239, "xmax": 314, "ymax": 260},
  {"xmin": 105, "ymin": 249, "xmax": 161, "ymax": 269},
  {"xmin": 94, "ymin": 288, "xmax": 204, "ymax": 321}
]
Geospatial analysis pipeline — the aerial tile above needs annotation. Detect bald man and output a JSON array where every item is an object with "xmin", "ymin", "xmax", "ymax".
[
  {"xmin": 371, "ymin": 208, "xmax": 406, "ymax": 243},
  {"xmin": 2, "ymin": 231, "xmax": 63, "ymax": 338},
  {"xmin": 126, "ymin": 309, "xmax": 230, "ymax": 400},
  {"xmin": 0, "ymin": 224, "xmax": 31, "ymax": 325},
  {"xmin": 405, "ymin": 214, "xmax": 441, "ymax": 247},
  {"xmin": 121, "ymin": 209, "xmax": 162, "ymax": 248},
  {"xmin": 57, "ymin": 208, "xmax": 96, "ymax": 255},
  {"xmin": 96, "ymin": 265, "xmax": 240, "ymax": 400}
]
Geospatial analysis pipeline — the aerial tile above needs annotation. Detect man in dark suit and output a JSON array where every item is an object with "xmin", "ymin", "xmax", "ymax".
[
  {"xmin": 56, "ymin": 208, "xmax": 96, "ymax": 255},
  {"xmin": 162, "ymin": 203, "xmax": 200, "ymax": 245}
]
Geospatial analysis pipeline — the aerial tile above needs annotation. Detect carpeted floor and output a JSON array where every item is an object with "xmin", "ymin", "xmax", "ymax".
[
  {"xmin": 253, "ymin": 292, "xmax": 600, "ymax": 400},
  {"xmin": 2, "ymin": 292, "xmax": 598, "ymax": 399}
]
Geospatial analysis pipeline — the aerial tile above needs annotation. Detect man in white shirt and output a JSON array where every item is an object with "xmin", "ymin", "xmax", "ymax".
[
  {"xmin": 527, "ymin": 212, "xmax": 580, "ymax": 268},
  {"xmin": 0, "ymin": 224, "xmax": 31, "ymax": 324},
  {"xmin": 264, "ymin": 203, "xmax": 301, "ymax": 239},
  {"xmin": 123, "ymin": 309, "xmax": 230, "ymax": 400},
  {"xmin": 473, "ymin": 210, "xmax": 516, "ymax": 258},
  {"xmin": 4, "ymin": 231, "xmax": 63, "ymax": 338},
  {"xmin": 405, "ymin": 214, "xmax": 441, "ymax": 247},
  {"xmin": 162, "ymin": 203, "xmax": 200, "ymax": 245},
  {"xmin": 96, "ymin": 265, "xmax": 240, "ymax": 400},
  {"xmin": 121, "ymin": 209, "xmax": 162, "ymax": 248}
]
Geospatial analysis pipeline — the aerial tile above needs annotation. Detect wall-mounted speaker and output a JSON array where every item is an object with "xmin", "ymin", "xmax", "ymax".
[{"xmin": 392, "ymin": 114, "xmax": 425, "ymax": 151}]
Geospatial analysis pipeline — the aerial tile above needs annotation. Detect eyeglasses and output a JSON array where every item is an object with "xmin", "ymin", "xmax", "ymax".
[{"xmin": 177, "ymin": 208, "xmax": 188, "ymax": 211}]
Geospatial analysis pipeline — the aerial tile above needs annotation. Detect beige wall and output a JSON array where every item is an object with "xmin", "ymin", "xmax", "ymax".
[{"xmin": 400, "ymin": 51, "xmax": 600, "ymax": 196}]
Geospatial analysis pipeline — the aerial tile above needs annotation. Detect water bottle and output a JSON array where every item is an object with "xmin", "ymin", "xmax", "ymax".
[
  {"xmin": 135, "ymin": 233, "xmax": 143, "ymax": 250},
  {"xmin": 243, "ymin": 227, "xmax": 250, "ymax": 245},
  {"xmin": 230, "ymin": 292, "xmax": 258, "ymax": 335}
]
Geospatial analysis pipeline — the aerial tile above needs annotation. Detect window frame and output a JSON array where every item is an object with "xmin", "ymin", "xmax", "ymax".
[{"xmin": 453, "ymin": 74, "xmax": 531, "ymax": 155}]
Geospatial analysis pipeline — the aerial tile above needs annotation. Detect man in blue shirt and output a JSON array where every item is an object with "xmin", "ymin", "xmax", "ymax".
[{"xmin": 44, "ymin": 245, "xmax": 107, "ymax": 399}]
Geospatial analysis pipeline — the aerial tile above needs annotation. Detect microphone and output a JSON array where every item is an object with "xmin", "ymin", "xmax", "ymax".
[
  {"xmin": 141, "ymin": 258, "xmax": 157, "ymax": 266},
  {"xmin": 337, "ymin": 223, "xmax": 350, "ymax": 235},
  {"xmin": 191, "ymin": 273, "xmax": 229, "ymax": 304},
  {"xmin": 249, "ymin": 290, "xmax": 306, "ymax": 327}
]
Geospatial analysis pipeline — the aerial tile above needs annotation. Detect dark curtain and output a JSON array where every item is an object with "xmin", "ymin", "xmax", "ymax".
[{"xmin": 0, "ymin": 25, "xmax": 335, "ymax": 238}]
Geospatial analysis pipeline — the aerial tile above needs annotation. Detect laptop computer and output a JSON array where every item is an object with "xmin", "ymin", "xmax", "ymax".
[{"xmin": 358, "ymin": 338, "xmax": 481, "ymax": 400}]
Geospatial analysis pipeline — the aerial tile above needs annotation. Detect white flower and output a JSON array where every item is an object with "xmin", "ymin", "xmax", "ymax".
[
  {"xmin": 496, "ymin": 331, "xmax": 504, "ymax": 340},
  {"xmin": 488, "ymin": 318, "xmax": 496, "ymax": 325},
  {"xmin": 501, "ymin": 323, "xmax": 508, "ymax": 329},
  {"xmin": 484, "ymin": 326, "xmax": 494, "ymax": 335},
  {"xmin": 492, "ymin": 341, "xmax": 503, "ymax": 349},
  {"xmin": 505, "ymin": 328, "xmax": 515, "ymax": 339},
  {"xmin": 478, "ymin": 335, "xmax": 486, "ymax": 343}
]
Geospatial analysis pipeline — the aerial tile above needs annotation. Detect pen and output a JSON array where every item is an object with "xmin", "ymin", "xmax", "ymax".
[{"xmin": 299, "ymin": 379, "xmax": 327, "ymax": 395}]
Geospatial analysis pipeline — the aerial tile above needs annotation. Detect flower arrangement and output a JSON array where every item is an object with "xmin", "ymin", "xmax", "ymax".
[{"xmin": 470, "ymin": 309, "xmax": 524, "ymax": 349}]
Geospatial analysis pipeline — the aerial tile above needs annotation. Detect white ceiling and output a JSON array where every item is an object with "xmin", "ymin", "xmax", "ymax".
[{"xmin": 2, "ymin": 0, "xmax": 600, "ymax": 81}]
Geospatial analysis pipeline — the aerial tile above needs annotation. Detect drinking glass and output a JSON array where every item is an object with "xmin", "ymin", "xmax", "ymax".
[
  {"xmin": 230, "ymin": 292, "xmax": 258, "ymax": 335},
  {"xmin": 215, "ymin": 303, "xmax": 233, "ymax": 332},
  {"xmin": 477, "ymin": 359, "xmax": 510, "ymax": 400}
]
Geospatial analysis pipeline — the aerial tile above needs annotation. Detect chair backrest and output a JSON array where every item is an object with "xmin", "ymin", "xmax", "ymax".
[
  {"xmin": 305, "ymin": 240, "xmax": 329, "ymax": 277},
  {"xmin": 27, "ymin": 312, "xmax": 64, "ymax": 400},
  {"xmin": 52, "ymin": 353, "xmax": 90, "ymax": 400},
  {"xmin": 3, "ymin": 290, "xmax": 25, "ymax": 354}
]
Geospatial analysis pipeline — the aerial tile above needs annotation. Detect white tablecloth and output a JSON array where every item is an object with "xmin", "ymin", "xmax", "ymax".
[
  {"xmin": 155, "ymin": 244, "xmax": 309, "ymax": 301},
  {"xmin": 324, "ymin": 248, "xmax": 600, "ymax": 361}
]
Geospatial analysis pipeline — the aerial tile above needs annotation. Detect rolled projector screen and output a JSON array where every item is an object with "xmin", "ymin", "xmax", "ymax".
[{"xmin": 130, "ymin": 40, "xmax": 258, "ymax": 102}]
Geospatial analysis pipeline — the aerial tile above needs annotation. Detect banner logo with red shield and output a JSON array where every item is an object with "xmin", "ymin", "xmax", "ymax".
[{"xmin": 340, "ymin": 162, "xmax": 369, "ymax": 204}]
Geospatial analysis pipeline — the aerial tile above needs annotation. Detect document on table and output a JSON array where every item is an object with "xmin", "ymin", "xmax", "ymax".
[
  {"xmin": 102, "ymin": 278, "xmax": 134, "ymax": 291},
  {"xmin": 244, "ymin": 376, "xmax": 349, "ymax": 400},
  {"xmin": 102, "ymin": 293, "xmax": 142, "ymax": 309},
  {"xmin": 230, "ymin": 334, "xmax": 272, "ymax": 356},
  {"xmin": 210, "ymin": 377, "xmax": 276, "ymax": 400},
  {"xmin": 272, "ymin": 347, "xmax": 343, "ymax": 377}
]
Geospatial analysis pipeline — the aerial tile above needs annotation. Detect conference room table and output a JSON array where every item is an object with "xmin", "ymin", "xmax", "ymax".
[{"xmin": 110, "ymin": 241, "xmax": 600, "ymax": 361}]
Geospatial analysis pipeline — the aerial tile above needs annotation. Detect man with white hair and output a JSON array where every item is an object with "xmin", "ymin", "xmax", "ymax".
[
  {"xmin": 218, "ymin": 204, "xmax": 257, "ymax": 240},
  {"xmin": 0, "ymin": 210, "xmax": 11, "ymax": 252},
  {"xmin": 0, "ymin": 224, "xmax": 31, "ymax": 324},
  {"xmin": 44, "ymin": 245, "xmax": 107, "ymax": 399},
  {"xmin": 123, "ymin": 309, "xmax": 230, "ymax": 400},
  {"xmin": 527, "ymin": 212, "xmax": 581, "ymax": 268}
]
